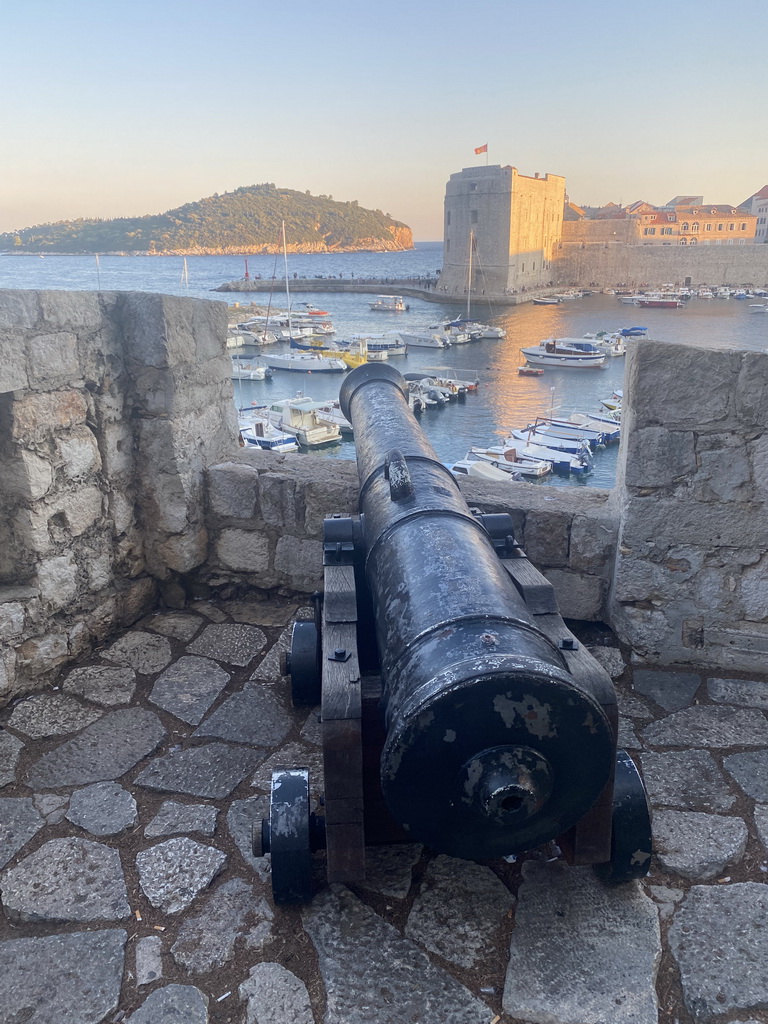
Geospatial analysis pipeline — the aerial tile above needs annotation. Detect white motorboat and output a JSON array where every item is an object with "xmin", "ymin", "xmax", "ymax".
[
  {"xmin": 311, "ymin": 400, "xmax": 354, "ymax": 437},
  {"xmin": 231, "ymin": 358, "xmax": 272, "ymax": 381},
  {"xmin": 427, "ymin": 321, "xmax": 472, "ymax": 344},
  {"xmin": 265, "ymin": 351, "xmax": 348, "ymax": 373},
  {"xmin": 521, "ymin": 339, "xmax": 607, "ymax": 368},
  {"xmin": 532, "ymin": 296, "xmax": 561, "ymax": 305},
  {"xmin": 450, "ymin": 460, "xmax": 522, "ymax": 483},
  {"xmin": 509, "ymin": 427, "xmax": 596, "ymax": 456},
  {"xmin": 501, "ymin": 440, "xmax": 592, "ymax": 476},
  {"xmin": 238, "ymin": 414, "xmax": 298, "ymax": 453},
  {"xmin": 264, "ymin": 396, "xmax": 342, "ymax": 448},
  {"xmin": 397, "ymin": 331, "xmax": 451, "ymax": 349},
  {"xmin": 351, "ymin": 333, "xmax": 407, "ymax": 356},
  {"xmin": 524, "ymin": 416, "xmax": 611, "ymax": 446},
  {"xmin": 466, "ymin": 447, "xmax": 551, "ymax": 478},
  {"xmin": 749, "ymin": 303, "xmax": 768, "ymax": 313},
  {"xmin": 583, "ymin": 332, "xmax": 626, "ymax": 357},
  {"xmin": 369, "ymin": 295, "xmax": 409, "ymax": 312},
  {"xmin": 697, "ymin": 288, "xmax": 714, "ymax": 299}
]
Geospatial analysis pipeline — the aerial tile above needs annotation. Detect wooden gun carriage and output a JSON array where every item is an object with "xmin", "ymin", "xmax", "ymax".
[{"xmin": 255, "ymin": 364, "xmax": 651, "ymax": 903}]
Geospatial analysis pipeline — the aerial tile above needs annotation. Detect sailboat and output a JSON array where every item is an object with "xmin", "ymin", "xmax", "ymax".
[
  {"xmin": 265, "ymin": 223, "xmax": 348, "ymax": 374},
  {"xmin": 446, "ymin": 232, "xmax": 506, "ymax": 339}
]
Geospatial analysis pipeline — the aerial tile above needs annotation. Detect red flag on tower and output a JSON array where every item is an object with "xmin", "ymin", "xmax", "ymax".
[{"xmin": 474, "ymin": 144, "xmax": 488, "ymax": 154}]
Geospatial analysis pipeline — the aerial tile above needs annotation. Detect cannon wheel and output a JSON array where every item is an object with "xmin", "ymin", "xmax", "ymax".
[
  {"xmin": 595, "ymin": 749, "xmax": 652, "ymax": 883},
  {"xmin": 269, "ymin": 769, "xmax": 313, "ymax": 905},
  {"xmin": 287, "ymin": 621, "xmax": 321, "ymax": 706}
]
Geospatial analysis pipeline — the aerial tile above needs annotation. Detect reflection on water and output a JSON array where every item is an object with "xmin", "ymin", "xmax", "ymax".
[{"xmin": 3, "ymin": 247, "xmax": 766, "ymax": 490}]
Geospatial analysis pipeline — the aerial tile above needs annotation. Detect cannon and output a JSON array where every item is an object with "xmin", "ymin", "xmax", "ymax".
[{"xmin": 256, "ymin": 363, "xmax": 651, "ymax": 903}]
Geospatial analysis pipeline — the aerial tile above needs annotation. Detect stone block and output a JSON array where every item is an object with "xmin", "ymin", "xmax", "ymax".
[
  {"xmin": 569, "ymin": 512, "xmax": 617, "ymax": 576},
  {"xmin": 0, "ymin": 602, "xmax": 25, "ymax": 642},
  {"xmin": 37, "ymin": 554, "xmax": 78, "ymax": 610},
  {"xmin": 49, "ymin": 485, "xmax": 104, "ymax": 537},
  {"xmin": 303, "ymin": 469, "xmax": 359, "ymax": 536},
  {"xmin": 693, "ymin": 435, "xmax": 752, "ymax": 503},
  {"xmin": 57, "ymin": 425, "xmax": 102, "ymax": 479},
  {"xmin": 11, "ymin": 390, "xmax": 88, "ymax": 442},
  {"xmin": 750, "ymin": 434, "xmax": 768, "ymax": 503},
  {"xmin": 5, "ymin": 449, "xmax": 53, "ymax": 501},
  {"xmin": 623, "ymin": 426, "xmax": 697, "ymax": 489},
  {"xmin": 274, "ymin": 536, "xmax": 323, "ymax": 589},
  {"xmin": 612, "ymin": 557, "xmax": 668, "ymax": 603},
  {"xmin": 523, "ymin": 510, "xmax": 570, "ymax": 567},
  {"xmin": 38, "ymin": 289, "xmax": 103, "ymax": 332},
  {"xmin": 543, "ymin": 568, "xmax": 606, "ymax": 621},
  {"xmin": 741, "ymin": 555, "xmax": 768, "ymax": 621},
  {"xmin": 736, "ymin": 349, "xmax": 768, "ymax": 427},
  {"xmin": 258, "ymin": 473, "xmax": 304, "ymax": 529},
  {"xmin": 618, "ymin": 494, "xmax": 768, "ymax": 550},
  {"xmin": 16, "ymin": 633, "xmax": 69, "ymax": 678},
  {"xmin": 27, "ymin": 332, "xmax": 80, "ymax": 386},
  {"xmin": 0, "ymin": 290, "xmax": 39, "ymax": 331},
  {"xmin": 100, "ymin": 421, "xmax": 134, "ymax": 477},
  {"xmin": 116, "ymin": 578, "xmax": 157, "ymax": 627},
  {"xmin": 626, "ymin": 339, "xmax": 739, "ymax": 430},
  {"xmin": 216, "ymin": 528, "xmax": 271, "ymax": 574},
  {"xmin": 155, "ymin": 527, "xmax": 209, "ymax": 575},
  {"xmin": 207, "ymin": 462, "xmax": 261, "ymax": 519},
  {"xmin": 0, "ymin": 337, "xmax": 29, "ymax": 393}
]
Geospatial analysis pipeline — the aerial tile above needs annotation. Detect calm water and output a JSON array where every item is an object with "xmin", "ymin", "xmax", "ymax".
[{"xmin": 2, "ymin": 244, "xmax": 766, "ymax": 489}]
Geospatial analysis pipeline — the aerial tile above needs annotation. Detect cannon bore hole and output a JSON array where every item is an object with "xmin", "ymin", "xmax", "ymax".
[{"xmin": 501, "ymin": 794, "xmax": 524, "ymax": 813}]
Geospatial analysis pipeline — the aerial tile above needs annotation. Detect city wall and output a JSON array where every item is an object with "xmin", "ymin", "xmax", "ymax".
[
  {"xmin": 555, "ymin": 243, "xmax": 768, "ymax": 287},
  {"xmin": 1, "ymin": 290, "xmax": 765, "ymax": 703}
]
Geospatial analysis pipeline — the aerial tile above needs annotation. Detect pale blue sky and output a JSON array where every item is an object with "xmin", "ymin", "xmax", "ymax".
[{"xmin": 2, "ymin": 0, "xmax": 766, "ymax": 239}]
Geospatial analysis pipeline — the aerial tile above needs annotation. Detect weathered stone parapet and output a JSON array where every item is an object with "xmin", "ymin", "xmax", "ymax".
[
  {"xmin": 205, "ymin": 451, "xmax": 358, "ymax": 592},
  {"xmin": 609, "ymin": 336, "xmax": 768, "ymax": 671},
  {"xmin": 0, "ymin": 289, "xmax": 237, "ymax": 702}
]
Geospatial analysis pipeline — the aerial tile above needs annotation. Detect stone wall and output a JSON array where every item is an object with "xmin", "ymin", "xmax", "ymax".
[
  {"xmin": 0, "ymin": 290, "xmax": 238, "ymax": 701},
  {"xmin": 609, "ymin": 337, "xmax": 768, "ymax": 672},
  {"xmin": 2, "ymin": 289, "xmax": 764, "ymax": 703},
  {"xmin": 202, "ymin": 451, "xmax": 618, "ymax": 619},
  {"xmin": 554, "ymin": 243, "xmax": 768, "ymax": 288}
]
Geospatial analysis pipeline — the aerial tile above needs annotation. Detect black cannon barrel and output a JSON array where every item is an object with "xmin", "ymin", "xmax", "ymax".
[{"xmin": 339, "ymin": 364, "xmax": 614, "ymax": 860}]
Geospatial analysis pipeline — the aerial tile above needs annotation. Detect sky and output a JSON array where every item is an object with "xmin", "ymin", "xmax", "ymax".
[{"xmin": 2, "ymin": 0, "xmax": 767, "ymax": 240}]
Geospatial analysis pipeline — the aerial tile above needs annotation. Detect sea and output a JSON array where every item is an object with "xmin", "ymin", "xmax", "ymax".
[{"xmin": 2, "ymin": 242, "xmax": 766, "ymax": 489}]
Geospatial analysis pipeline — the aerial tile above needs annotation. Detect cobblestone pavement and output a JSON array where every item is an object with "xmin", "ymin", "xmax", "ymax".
[{"xmin": 1, "ymin": 598, "xmax": 768, "ymax": 1024}]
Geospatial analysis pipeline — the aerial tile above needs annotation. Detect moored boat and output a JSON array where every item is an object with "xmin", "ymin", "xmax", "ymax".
[
  {"xmin": 520, "ymin": 339, "xmax": 607, "ymax": 368},
  {"xmin": 263, "ymin": 396, "xmax": 343, "ymax": 447},
  {"xmin": 265, "ymin": 351, "xmax": 348, "ymax": 373},
  {"xmin": 465, "ymin": 447, "xmax": 552, "ymax": 478},
  {"xmin": 397, "ymin": 330, "xmax": 451, "ymax": 349},
  {"xmin": 369, "ymin": 295, "xmax": 409, "ymax": 312},
  {"xmin": 238, "ymin": 413, "xmax": 298, "ymax": 453}
]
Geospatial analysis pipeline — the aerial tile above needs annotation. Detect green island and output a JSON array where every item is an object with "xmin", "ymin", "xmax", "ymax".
[{"xmin": 0, "ymin": 184, "xmax": 413, "ymax": 255}]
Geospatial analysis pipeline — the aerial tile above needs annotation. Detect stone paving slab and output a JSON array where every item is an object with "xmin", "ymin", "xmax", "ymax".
[
  {"xmin": 633, "ymin": 668, "xmax": 701, "ymax": 711},
  {"xmin": 5, "ymin": 691, "xmax": 102, "ymax": 737},
  {"xmin": 135, "ymin": 741, "xmax": 265, "ymax": 798},
  {"xmin": 62, "ymin": 664, "xmax": 138, "ymax": 706},
  {"xmin": 669, "ymin": 883, "xmax": 768, "ymax": 1020},
  {"xmin": 503, "ymin": 861, "xmax": 661, "ymax": 1024},
  {"xmin": 186, "ymin": 623, "xmax": 267, "ymax": 666},
  {"xmin": 25, "ymin": 707, "xmax": 166, "ymax": 789},
  {"xmin": 302, "ymin": 885, "xmax": 491, "ymax": 1024},
  {"xmin": 1, "ymin": 837, "xmax": 131, "ymax": 923},
  {"xmin": 149, "ymin": 655, "xmax": 231, "ymax": 725},
  {"xmin": 0, "ymin": 929, "xmax": 127, "ymax": 1024},
  {"xmin": 2, "ymin": 602, "xmax": 768, "ymax": 1023}
]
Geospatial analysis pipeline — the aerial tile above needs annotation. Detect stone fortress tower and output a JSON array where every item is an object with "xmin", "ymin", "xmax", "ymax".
[{"xmin": 440, "ymin": 164, "xmax": 566, "ymax": 298}]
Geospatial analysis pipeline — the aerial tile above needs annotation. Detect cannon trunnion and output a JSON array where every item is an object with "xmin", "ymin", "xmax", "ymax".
[{"xmin": 259, "ymin": 364, "xmax": 652, "ymax": 903}]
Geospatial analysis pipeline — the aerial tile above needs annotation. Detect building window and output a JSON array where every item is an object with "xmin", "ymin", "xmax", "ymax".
[
  {"xmin": 681, "ymin": 222, "xmax": 689, "ymax": 231},
  {"xmin": 661, "ymin": 227, "xmax": 673, "ymax": 235},
  {"xmin": 521, "ymin": 263, "xmax": 525, "ymax": 272},
  {"xmin": 680, "ymin": 238, "xmax": 687, "ymax": 245},
  {"xmin": 739, "ymin": 239, "xmax": 745, "ymax": 244},
  {"xmin": 690, "ymin": 239, "xmax": 697, "ymax": 245},
  {"xmin": 446, "ymin": 239, "xmax": 450, "ymax": 252},
  {"xmin": 706, "ymin": 224, "xmax": 712, "ymax": 231},
  {"xmin": 446, "ymin": 211, "xmax": 451, "ymax": 226},
  {"xmin": 470, "ymin": 182, "xmax": 477, "ymax": 192},
  {"xmin": 692, "ymin": 222, "xmax": 699, "ymax": 232},
  {"xmin": 532, "ymin": 261, "xmax": 536, "ymax": 270},
  {"xmin": 717, "ymin": 223, "xmax": 723, "ymax": 230},
  {"xmin": 644, "ymin": 227, "xmax": 656, "ymax": 235},
  {"xmin": 728, "ymin": 223, "xmax": 735, "ymax": 230},
  {"xmin": 470, "ymin": 210, "xmax": 478, "ymax": 224},
  {"xmin": 740, "ymin": 223, "xmax": 747, "ymax": 230},
  {"xmin": 667, "ymin": 214, "xmax": 675, "ymax": 221}
]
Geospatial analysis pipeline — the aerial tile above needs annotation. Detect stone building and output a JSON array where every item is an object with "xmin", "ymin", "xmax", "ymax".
[
  {"xmin": 740, "ymin": 184, "xmax": 768, "ymax": 243},
  {"xmin": 440, "ymin": 165, "xmax": 565, "ymax": 296}
]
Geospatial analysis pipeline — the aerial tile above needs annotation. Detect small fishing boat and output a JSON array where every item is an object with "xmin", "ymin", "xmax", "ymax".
[
  {"xmin": 520, "ymin": 339, "xmax": 606, "ymax": 368},
  {"xmin": 231, "ymin": 358, "xmax": 273, "ymax": 381},
  {"xmin": 265, "ymin": 351, "xmax": 348, "ymax": 373},
  {"xmin": 238, "ymin": 414, "xmax": 298, "ymax": 453},
  {"xmin": 369, "ymin": 295, "xmax": 409, "ymax": 312},
  {"xmin": 450, "ymin": 460, "xmax": 523, "ymax": 483},
  {"xmin": 465, "ymin": 447, "xmax": 551, "ymax": 478},
  {"xmin": 263, "ymin": 396, "xmax": 343, "ymax": 447},
  {"xmin": 532, "ymin": 297, "xmax": 561, "ymax": 305},
  {"xmin": 352, "ymin": 333, "xmax": 407, "ymax": 356}
]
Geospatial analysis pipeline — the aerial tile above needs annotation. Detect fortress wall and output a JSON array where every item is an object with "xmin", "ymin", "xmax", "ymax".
[
  {"xmin": 1, "ymin": 290, "xmax": 763, "ymax": 702},
  {"xmin": 0, "ymin": 290, "xmax": 238, "ymax": 701},
  {"xmin": 554, "ymin": 243, "xmax": 768, "ymax": 287},
  {"xmin": 609, "ymin": 337, "xmax": 768, "ymax": 673}
]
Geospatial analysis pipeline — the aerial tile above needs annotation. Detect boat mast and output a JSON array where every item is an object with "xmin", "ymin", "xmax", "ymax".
[
  {"xmin": 466, "ymin": 231, "xmax": 473, "ymax": 320},
  {"xmin": 282, "ymin": 220, "xmax": 292, "ymax": 339}
]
